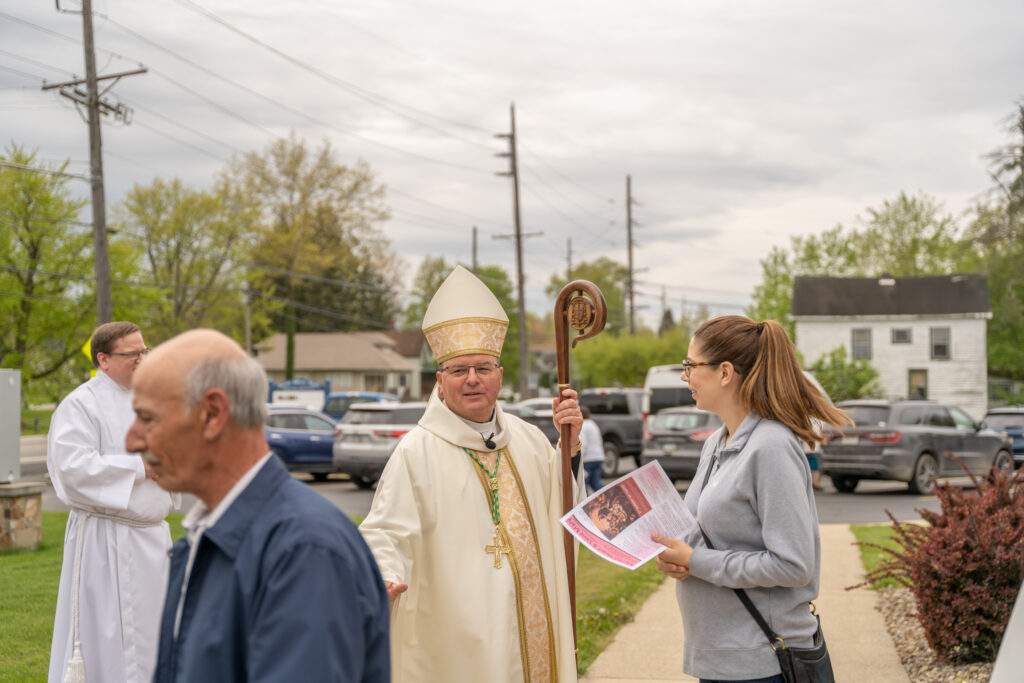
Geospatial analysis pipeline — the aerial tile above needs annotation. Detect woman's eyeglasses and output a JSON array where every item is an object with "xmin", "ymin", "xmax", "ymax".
[{"xmin": 680, "ymin": 360, "xmax": 717, "ymax": 379}]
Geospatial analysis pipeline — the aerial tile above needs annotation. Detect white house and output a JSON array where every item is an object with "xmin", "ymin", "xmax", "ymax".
[{"xmin": 792, "ymin": 274, "xmax": 991, "ymax": 418}]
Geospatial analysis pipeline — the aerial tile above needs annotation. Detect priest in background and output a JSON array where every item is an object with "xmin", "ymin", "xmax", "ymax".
[
  {"xmin": 47, "ymin": 321, "xmax": 176, "ymax": 683},
  {"xmin": 360, "ymin": 265, "xmax": 585, "ymax": 683}
]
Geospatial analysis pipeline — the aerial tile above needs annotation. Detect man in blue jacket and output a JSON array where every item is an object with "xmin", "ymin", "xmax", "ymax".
[{"xmin": 126, "ymin": 328, "xmax": 389, "ymax": 682}]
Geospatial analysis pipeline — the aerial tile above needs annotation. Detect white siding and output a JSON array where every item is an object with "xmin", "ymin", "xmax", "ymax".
[{"xmin": 795, "ymin": 316, "xmax": 989, "ymax": 419}]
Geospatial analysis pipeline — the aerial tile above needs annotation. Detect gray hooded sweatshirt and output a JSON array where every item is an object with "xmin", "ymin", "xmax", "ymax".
[{"xmin": 677, "ymin": 412, "xmax": 820, "ymax": 680}]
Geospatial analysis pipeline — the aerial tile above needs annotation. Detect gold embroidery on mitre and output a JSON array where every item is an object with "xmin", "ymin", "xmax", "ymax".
[{"xmin": 424, "ymin": 316, "xmax": 508, "ymax": 364}]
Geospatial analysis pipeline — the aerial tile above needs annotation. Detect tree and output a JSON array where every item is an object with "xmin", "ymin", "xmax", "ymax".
[
  {"xmin": 546, "ymin": 257, "xmax": 629, "ymax": 335},
  {"xmin": 117, "ymin": 177, "xmax": 263, "ymax": 342},
  {"xmin": 402, "ymin": 256, "xmax": 451, "ymax": 329},
  {"xmin": 0, "ymin": 146, "xmax": 149, "ymax": 404},
  {"xmin": 748, "ymin": 192, "xmax": 962, "ymax": 338},
  {"xmin": 235, "ymin": 134, "xmax": 398, "ymax": 377},
  {"xmin": 658, "ymin": 307, "xmax": 676, "ymax": 336},
  {"xmin": 962, "ymin": 102, "xmax": 1024, "ymax": 379},
  {"xmin": 808, "ymin": 347, "xmax": 882, "ymax": 403},
  {"xmin": 572, "ymin": 327, "xmax": 689, "ymax": 388}
]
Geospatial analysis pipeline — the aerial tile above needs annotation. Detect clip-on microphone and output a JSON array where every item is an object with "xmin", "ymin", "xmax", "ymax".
[{"xmin": 482, "ymin": 432, "xmax": 497, "ymax": 449}]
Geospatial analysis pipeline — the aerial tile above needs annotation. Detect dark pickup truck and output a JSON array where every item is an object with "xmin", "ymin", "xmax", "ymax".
[{"xmin": 580, "ymin": 387, "xmax": 646, "ymax": 477}]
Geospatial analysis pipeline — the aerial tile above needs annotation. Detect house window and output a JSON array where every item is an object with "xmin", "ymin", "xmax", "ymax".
[
  {"xmin": 908, "ymin": 369, "xmax": 928, "ymax": 400},
  {"xmin": 851, "ymin": 328, "xmax": 872, "ymax": 360},
  {"xmin": 363, "ymin": 373, "xmax": 386, "ymax": 391},
  {"xmin": 930, "ymin": 327, "xmax": 951, "ymax": 360},
  {"xmin": 891, "ymin": 328, "xmax": 912, "ymax": 344}
]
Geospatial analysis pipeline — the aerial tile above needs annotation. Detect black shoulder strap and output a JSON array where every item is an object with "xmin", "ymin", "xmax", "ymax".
[{"xmin": 696, "ymin": 431, "xmax": 785, "ymax": 650}]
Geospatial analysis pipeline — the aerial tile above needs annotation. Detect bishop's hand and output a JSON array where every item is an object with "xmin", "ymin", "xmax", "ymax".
[
  {"xmin": 552, "ymin": 387, "xmax": 583, "ymax": 453},
  {"xmin": 384, "ymin": 580, "xmax": 408, "ymax": 605}
]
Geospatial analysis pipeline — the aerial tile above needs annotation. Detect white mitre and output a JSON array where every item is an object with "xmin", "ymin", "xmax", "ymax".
[{"xmin": 422, "ymin": 265, "xmax": 509, "ymax": 364}]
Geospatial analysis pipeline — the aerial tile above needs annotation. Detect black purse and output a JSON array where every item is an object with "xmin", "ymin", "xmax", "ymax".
[{"xmin": 696, "ymin": 452, "xmax": 835, "ymax": 683}]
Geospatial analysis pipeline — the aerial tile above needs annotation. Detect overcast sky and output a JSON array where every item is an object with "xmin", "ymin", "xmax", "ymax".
[{"xmin": 3, "ymin": 0, "xmax": 1023, "ymax": 327}]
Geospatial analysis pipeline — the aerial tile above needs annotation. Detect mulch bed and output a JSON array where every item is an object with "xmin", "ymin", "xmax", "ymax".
[{"xmin": 876, "ymin": 587, "xmax": 993, "ymax": 682}]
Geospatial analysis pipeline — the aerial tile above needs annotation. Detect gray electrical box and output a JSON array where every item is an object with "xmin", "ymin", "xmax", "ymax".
[{"xmin": 1, "ymin": 370, "xmax": 21, "ymax": 483}]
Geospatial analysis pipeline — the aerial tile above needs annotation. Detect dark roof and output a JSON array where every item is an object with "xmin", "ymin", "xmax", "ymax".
[
  {"xmin": 792, "ymin": 274, "xmax": 989, "ymax": 317},
  {"xmin": 385, "ymin": 329, "xmax": 425, "ymax": 358}
]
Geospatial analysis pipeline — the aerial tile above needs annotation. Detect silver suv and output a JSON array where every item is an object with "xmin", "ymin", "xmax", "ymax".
[
  {"xmin": 332, "ymin": 402, "xmax": 428, "ymax": 489},
  {"xmin": 821, "ymin": 400, "xmax": 1013, "ymax": 494}
]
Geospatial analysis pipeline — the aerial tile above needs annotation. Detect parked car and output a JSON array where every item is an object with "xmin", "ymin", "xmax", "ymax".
[
  {"xmin": 323, "ymin": 391, "xmax": 399, "ymax": 421},
  {"xmin": 640, "ymin": 407, "xmax": 723, "ymax": 482},
  {"xmin": 983, "ymin": 406, "xmax": 1024, "ymax": 467},
  {"xmin": 579, "ymin": 387, "xmax": 646, "ymax": 477},
  {"xmin": 642, "ymin": 364, "xmax": 695, "ymax": 421},
  {"xmin": 501, "ymin": 402, "xmax": 560, "ymax": 445},
  {"xmin": 265, "ymin": 406, "xmax": 337, "ymax": 481},
  {"xmin": 514, "ymin": 396, "xmax": 555, "ymax": 417},
  {"xmin": 821, "ymin": 400, "xmax": 1014, "ymax": 494},
  {"xmin": 332, "ymin": 402, "xmax": 428, "ymax": 489}
]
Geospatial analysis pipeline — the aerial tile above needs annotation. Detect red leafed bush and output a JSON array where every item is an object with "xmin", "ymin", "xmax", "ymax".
[{"xmin": 861, "ymin": 466, "xmax": 1024, "ymax": 663}]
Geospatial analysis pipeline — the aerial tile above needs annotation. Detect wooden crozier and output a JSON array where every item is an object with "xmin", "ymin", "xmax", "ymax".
[{"xmin": 553, "ymin": 280, "xmax": 607, "ymax": 656}]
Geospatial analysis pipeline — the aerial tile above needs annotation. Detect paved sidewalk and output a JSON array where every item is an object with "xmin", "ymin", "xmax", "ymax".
[{"xmin": 584, "ymin": 523, "xmax": 908, "ymax": 682}]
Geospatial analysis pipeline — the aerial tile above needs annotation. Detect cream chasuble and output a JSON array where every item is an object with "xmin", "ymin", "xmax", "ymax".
[{"xmin": 360, "ymin": 390, "xmax": 582, "ymax": 683}]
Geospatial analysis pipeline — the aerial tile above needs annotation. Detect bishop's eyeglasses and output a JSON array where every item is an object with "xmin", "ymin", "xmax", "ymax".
[{"xmin": 440, "ymin": 362, "xmax": 500, "ymax": 380}]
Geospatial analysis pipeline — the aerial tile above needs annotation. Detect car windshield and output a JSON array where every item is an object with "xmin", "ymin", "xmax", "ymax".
[
  {"xmin": 649, "ymin": 387, "xmax": 695, "ymax": 414},
  {"xmin": 653, "ymin": 412, "xmax": 707, "ymax": 431},
  {"xmin": 986, "ymin": 414, "xmax": 1024, "ymax": 430},
  {"xmin": 342, "ymin": 407, "xmax": 425, "ymax": 425},
  {"xmin": 326, "ymin": 396, "xmax": 362, "ymax": 414},
  {"xmin": 842, "ymin": 405, "xmax": 890, "ymax": 427}
]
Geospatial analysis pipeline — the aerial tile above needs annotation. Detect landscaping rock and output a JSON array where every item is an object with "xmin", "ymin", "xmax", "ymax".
[{"xmin": 876, "ymin": 587, "xmax": 993, "ymax": 683}]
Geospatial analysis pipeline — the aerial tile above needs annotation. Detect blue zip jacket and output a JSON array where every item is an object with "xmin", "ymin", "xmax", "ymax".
[{"xmin": 153, "ymin": 456, "xmax": 389, "ymax": 682}]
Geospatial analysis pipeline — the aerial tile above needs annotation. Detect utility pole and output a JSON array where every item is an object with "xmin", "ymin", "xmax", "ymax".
[
  {"xmin": 566, "ymin": 238, "xmax": 574, "ymax": 282},
  {"xmin": 471, "ymin": 225, "xmax": 478, "ymax": 270},
  {"xmin": 495, "ymin": 103, "xmax": 534, "ymax": 400},
  {"xmin": 46, "ymin": 0, "xmax": 146, "ymax": 325},
  {"xmin": 626, "ymin": 174, "xmax": 636, "ymax": 334}
]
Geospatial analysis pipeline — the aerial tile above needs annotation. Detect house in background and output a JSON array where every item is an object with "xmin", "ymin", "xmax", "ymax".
[
  {"xmin": 792, "ymin": 274, "xmax": 991, "ymax": 418},
  {"xmin": 255, "ymin": 331, "xmax": 420, "ymax": 399},
  {"xmin": 385, "ymin": 329, "xmax": 436, "ymax": 399}
]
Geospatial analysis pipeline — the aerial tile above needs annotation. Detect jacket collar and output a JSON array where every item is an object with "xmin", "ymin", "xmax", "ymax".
[
  {"xmin": 202, "ymin": 455, "xmax": 289, "ymax": 560},
  {"xmin": 712, "ymin": 412, "xmax": 763, "ymax": 457},
  {"xmin": 418, "ymin": 387, "xmax": 511, "ymax": 452}
]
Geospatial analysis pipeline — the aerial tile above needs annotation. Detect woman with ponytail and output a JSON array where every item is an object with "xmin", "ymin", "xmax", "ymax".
[{"xmin": 651, "ymin": 315, "xmax": 849, "ymax": 683}]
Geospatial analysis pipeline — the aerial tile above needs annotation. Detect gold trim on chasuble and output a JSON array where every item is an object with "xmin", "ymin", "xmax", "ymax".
[{"xmin": 469, "ymin": 448, "xmax": 558, "ymax": 683}]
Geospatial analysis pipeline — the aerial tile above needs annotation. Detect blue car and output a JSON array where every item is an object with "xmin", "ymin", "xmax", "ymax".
[
  {"xmin": 323, "ymin": 391, "xmax": 399, "ymax": 421},
  {"xmin": 985, "ymin": 407, "xmax": 1024, "ymax": 467},
  {"xmin": 265, "ymin": 406, "xmax": 337, "ymax": 481}
]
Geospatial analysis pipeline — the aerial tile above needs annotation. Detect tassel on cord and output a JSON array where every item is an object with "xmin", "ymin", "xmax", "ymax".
[{"xmin": 63, "ymin": 644, "xmax": 86, "ymax": 683}]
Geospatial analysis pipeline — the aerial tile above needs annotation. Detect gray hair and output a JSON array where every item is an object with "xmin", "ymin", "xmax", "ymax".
[{"xmin": 185, "ymin": 355, "xmax": 268, "ymax": 429}]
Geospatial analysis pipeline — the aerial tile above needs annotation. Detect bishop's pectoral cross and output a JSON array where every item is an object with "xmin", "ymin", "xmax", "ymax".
[{"xmin": 485, "ymin": 527, "xmax": 512, "ymax": 569}]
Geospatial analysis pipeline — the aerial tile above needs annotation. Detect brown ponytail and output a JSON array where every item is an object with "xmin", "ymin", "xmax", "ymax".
[{"xmin": 693, "ymin": 315, "xmax": 851, "ymax": 447}]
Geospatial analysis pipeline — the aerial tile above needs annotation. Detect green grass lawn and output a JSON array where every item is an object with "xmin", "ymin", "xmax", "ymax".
[
  {"xmin": 850, "ymin": 523, "xmax": 902, "ymax": 590},
  {"xmin": 1, "ymin": 512, "xmax": 659, "ymax": 679}
]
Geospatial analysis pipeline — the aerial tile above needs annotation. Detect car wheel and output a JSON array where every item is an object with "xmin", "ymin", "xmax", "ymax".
[
  {"xmin": 908, "ymin": 453, "xmax": 938, "ymax": 495},
  {"xmin": 990, "ymin": 450, "xmax": 1013, "ymax": 480},
  {"xmin": 353, "ymin": 476, "xmax": 377, "ymax": 490},
  {"xmin": 311, "ymin": 472, "xmax": 330, "ymax": 483},
  {"xmin": 831, "ymin": 476, "xmax": 859, "ymax": 494},
  {"xmin": 601, "ymin": 440, "xmax": 621, "ymax": 478}
]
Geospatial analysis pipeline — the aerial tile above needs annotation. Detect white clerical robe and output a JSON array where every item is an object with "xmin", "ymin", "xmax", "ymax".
[
  {"xmin": 47, "ymin": 371, "xmax": 177, "ymax": 683},
  {"xmin": 360, "ymin": 391, "xmax": 581, "ymax": 683}
]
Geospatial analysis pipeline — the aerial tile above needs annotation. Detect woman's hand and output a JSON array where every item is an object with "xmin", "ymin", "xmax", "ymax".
[{"xmin": 652, "ymin": 533, "xmax": 693, "ymax": 581}]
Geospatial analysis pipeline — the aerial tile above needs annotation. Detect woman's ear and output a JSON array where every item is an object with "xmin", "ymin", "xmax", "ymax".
[{"xmin": 718, "ymin": 361, "xmax": 737, "ymax": 387}]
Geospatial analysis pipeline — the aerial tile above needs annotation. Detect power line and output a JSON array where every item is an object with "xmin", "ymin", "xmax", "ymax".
[
  {"xmin": 0, "ymin": 10, "xmax": 140, "ymax": 65},
  {"xmin": 170, "ymin": 0, "xmax": 494, "ymax": 150},
  {"xmin": 118, "ymin": 94, "xmax": 244, "ymax": 155},
  {"xmin": 100, "ymin": 14, "xmax": 492, "ymax": 175},
  {"xmin": 0, "ymin": 49, "xmax": 74, "ymax": 76},
  {"xmin": 0, "ymin": 63, "xmax": 45, "ymax": 81},
  {"xmin": 131, "ymin": 120, "xmax": 227, "ymax": 162},
  {"xmin": 0, "ymin": 159, "xmax": 90, "ymax": 181}
]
